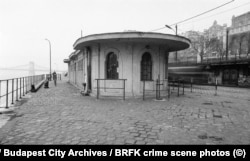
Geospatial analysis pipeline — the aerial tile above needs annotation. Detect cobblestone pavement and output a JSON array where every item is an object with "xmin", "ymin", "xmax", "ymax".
[{"xmin": 0, "ymin": 80, "xmax": 250, "ymax": 145}]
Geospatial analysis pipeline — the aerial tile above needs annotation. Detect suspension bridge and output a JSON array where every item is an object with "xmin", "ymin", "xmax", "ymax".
[{"xmin": 0, "ymin": 62, "xmax": 65, "ymax": 76}]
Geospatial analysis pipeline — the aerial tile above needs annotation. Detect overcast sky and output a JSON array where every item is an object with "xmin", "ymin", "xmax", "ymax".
[{"xmin": 0, "ymin": 0, "xmax": 249, "ymax": 71}]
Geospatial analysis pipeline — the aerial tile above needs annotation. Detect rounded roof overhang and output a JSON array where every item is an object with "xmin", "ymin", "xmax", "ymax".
[{"xmin": 73, "ymin": 32, "xmax": 190, "ymax": 52}]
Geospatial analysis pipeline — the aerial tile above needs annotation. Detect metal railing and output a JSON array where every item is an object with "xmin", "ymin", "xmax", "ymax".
[
  {"xmin": 142, "ymin": 77, "xmax": 219, "ymax": 100},
  {"xmin": 169, "ymin": 54, "xmax": 250, "ymax": 66},
  {"xmin": 0, "ymin": 74, "xmax": 45, "ymax": 108},
  {"xmin": 168, "ymin": 79, "xmax": 186, "ymax": 97},
  {"xmin": 142, "ymin": 79, "xmax": 169, "ymax": 100},
  {"xmin": 45, "ymin": 74, "xmax": 62, "ymax": 81},
  {"xmin": 57, "ymin": 74, "xmax": 62, "ymax": 80},
  {"xmin": 95, "ymin": 79, "xmax": 127, "ymax": 100},
  {"xmin": 169, "ymin": 78, "xmax": 219, "ymax": 96}
]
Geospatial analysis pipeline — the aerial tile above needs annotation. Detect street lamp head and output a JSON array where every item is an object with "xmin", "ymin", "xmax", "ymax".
[
  {"xmin": 165, "ymin": 25, "xmax": 173, "ymax": 29},
  {"xmin": 45, "ymin": 38, "xmax": 52, "ymax": 44},
  {"xmin": 165, "ymin": 24, "xmax": 177, "ymax": 35}
]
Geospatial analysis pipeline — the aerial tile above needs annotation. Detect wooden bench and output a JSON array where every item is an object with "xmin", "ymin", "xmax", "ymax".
[{"xmin": 31, "ymin": 79, "xmax": 46, "ymax": 92}]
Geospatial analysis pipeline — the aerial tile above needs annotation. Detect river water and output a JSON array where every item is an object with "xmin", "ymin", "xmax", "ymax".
[{"xmin": 0, "ymin": 70, "xmax": 47, "ymax": 107}]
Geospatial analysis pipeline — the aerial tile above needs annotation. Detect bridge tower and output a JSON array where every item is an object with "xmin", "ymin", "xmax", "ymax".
[{"xmin": 29, "ymin": 61, "xmax": 35, "ymax": 76}]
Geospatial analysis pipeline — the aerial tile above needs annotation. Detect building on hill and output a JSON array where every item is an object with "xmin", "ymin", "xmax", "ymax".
[{"xmin": 168, "ymin": 12, "xmax": 250, "ymax": 86}]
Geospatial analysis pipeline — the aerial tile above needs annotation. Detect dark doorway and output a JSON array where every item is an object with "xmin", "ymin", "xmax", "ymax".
[
  {"xmin": 141, "ymin": 52, "xmax": 152, "ymax": 81},
  {"xmin": 223, "ymin": 69, "xmax": 238, "ymax": 85},
  {"xmin": 87, "ymin": 47, "xmax": 92, "ymax": 91},
  {"xmin": 106, "ymin": 52, "xmax": 119, "ymax": 79}
]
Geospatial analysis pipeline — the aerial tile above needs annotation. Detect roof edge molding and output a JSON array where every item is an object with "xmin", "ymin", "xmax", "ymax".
[{"xmin": 73, "ymin": 32, "xmax": 191, "ymax": 52}]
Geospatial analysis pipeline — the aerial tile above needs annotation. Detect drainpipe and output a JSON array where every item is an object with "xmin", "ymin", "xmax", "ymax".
[
  {"xmin": 86, "ymin": 47, "xmax": 89, "ymax": 92},
  {"xmin": 131, "ymin": 43, "xmax": 134, "ymax": 96}
]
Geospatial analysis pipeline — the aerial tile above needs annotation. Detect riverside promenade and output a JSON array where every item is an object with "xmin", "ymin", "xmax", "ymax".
[{"xmin": 0, "ymin": 79, "xmax": 250, "ymax": 145}]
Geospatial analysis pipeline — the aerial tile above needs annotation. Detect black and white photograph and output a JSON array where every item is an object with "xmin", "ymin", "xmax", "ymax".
[{"xmin": 0, "ymin": 0, "xmax": 250, "ymax": 159}]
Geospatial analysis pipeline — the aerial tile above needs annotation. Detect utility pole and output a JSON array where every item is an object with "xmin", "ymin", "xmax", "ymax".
[
  {"xmin": 225, "ymin": 28, "xmax": 229, "ymax": 60},
  {"xmin": 175, "ymin": 25, "xmax": 178, "ymax": 63},
  {"xmin": 175, "ymin": 25, "xmax": 178, "ymax": 35},
  {"xmin": 45, "ymin": 39, "xmax": 52, "ymax": 81},
  {"xmin": 165, "ymin": 24, "xmax": 178, "ymax": 62}
]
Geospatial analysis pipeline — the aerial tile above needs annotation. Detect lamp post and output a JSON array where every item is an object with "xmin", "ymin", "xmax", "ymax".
[
  {"xmin": 165, "ymin": 25, "xmax": 178, "ymax": 63},
  {"xmin": 45, "ymin": 38, "xmax": 51, "ymax": 81},
  {"xmin": 165, "ymin": 25, "xmax": 177, "ymax": 35}
]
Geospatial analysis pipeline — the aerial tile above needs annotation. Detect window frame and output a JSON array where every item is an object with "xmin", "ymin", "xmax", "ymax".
[{"xmin": 141, "ymin": 52, "xmax": 153, "ymax": 81}]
